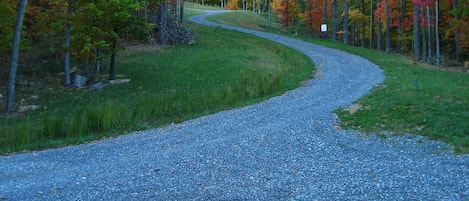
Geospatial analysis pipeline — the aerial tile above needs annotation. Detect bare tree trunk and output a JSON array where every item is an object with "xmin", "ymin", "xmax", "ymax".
[
  {"xmin": 344, "ymin": 0, "xmax": 349, "ymax": 44},
  {"xmin": 6, "ymin": 0, "xmax": 28, "ymax": 113},
  {"xmin": 377, "ymin": 0, "xmax": 382, "ymax": 50},
  {"xmin": 64, "ymin": 0, "xmax": 72, "ymax": 87},
  {"xmin": 398, "ymin": 0, "xmax": 404, "ymax": 52},
  {"xmin": 361, "ymin": 0, "xmax": 365, "ymax": 47},
  {"xmin": 421, "ymin": 3, "xmax": 427, "ymax": 61},
  {"xmin": 453, "ymin": 0, "xmax": 460, "ymax": 62},
  {"xmin": 427, "ymin": 4, "xmax": 432, "ymax": 63},
  {"xmin": 436, "ymin": 0, "xmax": 440, "ymax": 66},
  {"xmin": 180, "ymin": 0, "xmax": 184, "ymax": 24},
  {"xmin": 258, "ymin": 0, "xmax": 261, "ymax": 13},
  {"xmin": 95, "ymin": 47, "xmax": 102, "ymax": 82},
  {"xmin": 332, "ymin": 0, "xmax": 337, "ymax": 40},
  {"xmin": 385, "ymin": 0, "xmax": 391, "ymax": 52},
  {"xmin": 369, "ymin": 0, "xmax": 373, "ymax": 48},
  {"xmin": 413, "ymin": 1, "xmax": 420, "ymax": 61},
  {"xmin": 109, "ymin": 40, "xmax": 117, "ymax": 80}
]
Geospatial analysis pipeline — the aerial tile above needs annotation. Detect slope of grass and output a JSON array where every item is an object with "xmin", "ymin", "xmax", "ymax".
[
  {"xmin": 208, "ymin": 11, "xmax": 469, "ymax": 153},
  {"xmin": 0, "ymin": 9, "xmax": 313, "ymax": 154}
]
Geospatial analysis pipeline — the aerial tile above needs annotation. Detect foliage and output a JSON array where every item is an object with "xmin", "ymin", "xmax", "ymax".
[{"xmin": 227, "ymin": 0, "xmax": 240, "ymax": 9}]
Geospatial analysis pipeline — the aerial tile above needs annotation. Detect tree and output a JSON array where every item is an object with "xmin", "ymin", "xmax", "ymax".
[
  {"xmin": 377, "ymin": 0, "xmax": 382, "ymax": 50},
  {"xmin": 344, "ymin": 0, "xmax": 349, "ymax": 44},
  {"xmin": 412, "ymin": 0, "xmax": 420, "ymax": 60},
  {"xmin": 6, "ymin": 0, "xmax": 28, "ymax": 113},
  {"xmin": 385, "ymin": 0, "xmax": 391, "ymax": 52},
  {"xmin": 370, "ymin": 0, "xmax": 374, "ymax": 48},
  {"xmin": 332, "ymin": 0, "xmax": 338, "ymax": 39},
  {"xmin": 435, "ymin": 0, "xmax": 440, "ymax": 65},
  {"xmin": 64, "ymin": 0, "xmax": 72, "ymax": 87}
]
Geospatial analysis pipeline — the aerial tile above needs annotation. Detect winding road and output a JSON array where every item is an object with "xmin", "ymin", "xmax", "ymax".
[{"xmin": 1, "ymin": 11, "xmax": 468, "ymax": 200}]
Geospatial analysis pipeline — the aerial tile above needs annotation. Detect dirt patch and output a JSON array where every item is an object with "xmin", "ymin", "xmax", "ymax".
[{"xmin": 347, "ymin": 104, "xmax": 363, "ymax": 114}]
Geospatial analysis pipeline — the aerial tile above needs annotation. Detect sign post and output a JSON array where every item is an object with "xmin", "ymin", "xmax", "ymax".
[{"xmin": 321, "ymin": 24, "xmax": 328, "ymax": 38}]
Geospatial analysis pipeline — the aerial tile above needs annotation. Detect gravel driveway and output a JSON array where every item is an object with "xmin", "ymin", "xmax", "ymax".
[{"xmin": 1, "ymin": 11, "xmax": 468, "ymax": 201}]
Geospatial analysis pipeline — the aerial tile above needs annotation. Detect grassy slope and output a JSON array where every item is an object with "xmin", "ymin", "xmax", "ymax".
[
  {"xmin": 0, "ymin": 6, "xmax": 313, "ymax": 154},
  {"xmin": 209, "ymin": 11, "xmax": 469, "ymax": 153}
]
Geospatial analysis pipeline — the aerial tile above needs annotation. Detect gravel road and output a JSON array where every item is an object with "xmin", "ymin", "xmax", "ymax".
[{"xmin": 1, "ymin": 11, "xmax": 468, "ymax": 201}]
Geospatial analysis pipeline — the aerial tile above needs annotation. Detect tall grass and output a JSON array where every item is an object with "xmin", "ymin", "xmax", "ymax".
[{"xmin": 0, "ymin": 15, "xmax": 313, "ymax": 154}]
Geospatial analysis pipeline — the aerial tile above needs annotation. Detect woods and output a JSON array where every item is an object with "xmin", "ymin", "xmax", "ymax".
[
  {"xmin": 0, "ymin": 0, "xmax": 190, "ymax": 113},
  {"xmin": 216, "ymin": 0, "xmax": 468, "ymax": 65}
]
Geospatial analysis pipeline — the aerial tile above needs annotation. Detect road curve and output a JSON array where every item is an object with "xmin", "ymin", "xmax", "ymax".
[{"xmin": 1, "ymin": 11, "xmax": 468, "ymax": 200}]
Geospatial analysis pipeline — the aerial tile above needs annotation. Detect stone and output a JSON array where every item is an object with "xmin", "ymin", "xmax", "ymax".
[
  {"xmin": 109, "ymin": 79, "xmax": 131, "ymax": 85},
  {"xmin": 464, "ymin": 61, "xmax": 469, "ymax": 69},
  {"xmin": 89, "ymin": 82, "xmax": 106, "ymax": 91},
  {"xmin": 18, "ymin": 105, "xmax": 40, "ymax": 113}
]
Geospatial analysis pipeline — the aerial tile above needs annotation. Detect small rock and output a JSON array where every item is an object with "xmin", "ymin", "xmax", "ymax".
[
  {"xmin": 109, "ymin": 79, "xmax": 131, "ymax": 85},
  {"xmin": 0, "ymin": 93, "xmax": 3, "ymax": 99},
  {"xmin": 464, "ymin": 61, "xmax": 469, "ymax": 69},
  {"xmin": 89, "ymin": 82, "xmax": 106, "ymax": 90},
  {"xmin": 18, "ymin": 105, "xmax": 40, "ymax": 113}
]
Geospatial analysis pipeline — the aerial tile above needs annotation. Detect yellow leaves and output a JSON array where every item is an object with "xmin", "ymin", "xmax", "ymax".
[{"xmin": 346, "ymin": 8, "xmax": 366, "ymax": 21}]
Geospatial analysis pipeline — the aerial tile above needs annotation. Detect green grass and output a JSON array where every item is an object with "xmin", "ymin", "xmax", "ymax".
[
  {"xmin": 206, "ymin": 11, "xmax": 282, "ymax": 32},
  {"xmin": 208, "ymin": 11, "xmax": 469, "ymax": 153},
  {"xmin": 0, "ymin": 8, "xmax": 313, "ymax": 154}
]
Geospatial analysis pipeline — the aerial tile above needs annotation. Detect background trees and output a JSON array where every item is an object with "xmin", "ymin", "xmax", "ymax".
[{"xmin": 214, "ymin": 0, "xmax": 468, "ymax": 64}]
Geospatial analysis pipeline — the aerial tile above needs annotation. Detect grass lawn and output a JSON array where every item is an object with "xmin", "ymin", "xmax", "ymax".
[
  {"xmin": 0, "ymin": 6, "xmax": 313, "ymax": 154},
  {"xmin": 208, "ymin": 11, "xmax": 469, "ymax": 153}
]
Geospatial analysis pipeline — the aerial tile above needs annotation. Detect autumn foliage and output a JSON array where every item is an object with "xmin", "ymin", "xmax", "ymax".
[{"xmin": 271, "ymin": 0, "xmax": 469, "ymax": 62}]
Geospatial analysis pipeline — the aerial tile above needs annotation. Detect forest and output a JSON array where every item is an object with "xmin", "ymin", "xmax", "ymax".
[
  {"xmin": 1, "ymin": 0, "xmax": 468, "ymax": 114},
  {"xmin": 222, "ymin": 0, "xmax": 468, "ymax": 65},
  {"xmin": 0, "ymin": 0, "xmax": 187, "ymax": 113}
]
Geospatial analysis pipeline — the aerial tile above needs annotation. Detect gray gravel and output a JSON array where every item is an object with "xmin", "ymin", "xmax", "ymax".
[{"xmin": 1, "ymin": 11, "xmax": 468, "ymax": 201}]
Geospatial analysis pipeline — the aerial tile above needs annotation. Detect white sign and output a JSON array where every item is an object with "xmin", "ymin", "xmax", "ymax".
[{"xmin": 321, "ymin": 24, "xmax": 328, "ymax": 32}]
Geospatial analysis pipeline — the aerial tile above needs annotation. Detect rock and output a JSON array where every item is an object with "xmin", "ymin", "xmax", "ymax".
[
  {"xmin": 74, "ymin": 74, "xmax": 87, "ymax": 88},
  {"xmin": 109, "ymin": 79, "xmax": 131, "ymax": 85},
  {"xmin": 464, "ymin": 61, "xmax": 469, "ymax": 69},
  {"xmin": 89, "ymin": 82, "xmax": 106, "ymax": 91},
  {"xmin": 0, "ymin": 93, "xmax": 3, "ymax": 99},
  {"xmin": 18, "ymin": 105, "xmax": 40, "ymax": 113}
]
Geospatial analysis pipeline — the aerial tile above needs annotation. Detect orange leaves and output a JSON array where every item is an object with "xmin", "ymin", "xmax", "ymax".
[{"xmin": 227, "ymin": 0, "xmax": 240, "ymax": 9}]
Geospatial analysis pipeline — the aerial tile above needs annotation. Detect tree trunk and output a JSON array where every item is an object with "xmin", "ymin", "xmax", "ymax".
[
  {"xmin": 344, "ymin": 0, "xmax": 349, "ymax": 44},
  {"xmin": 109, "ymin": 40, "xmax": 117, "ymax": 80},
  {"xmin": 332, "ymin": 0, "xmax": 337, "ymax": 40},
  {"xmin": 180, "ymin": 0, "xmax": 184, "ymax": 24},
  {"xmin": 377, "ymin": 0, "xmax": 382, "ymax": 50},
  {"xmin": 6, "ymin": 0, "xmax": 28, "ymax": 113},
  {"xmin": 421, "ymin": 3, "xmax": 427, "ymax": 61},
  {"xmin": 427, "ymin": 5, "xmax": 432, "ymax": 63},
  {"xmin": 435, "ymin": 0, "xmax": 440, "ymax": 66},
  {"xmin": 385, "ymin": 0, "xmax": 391, "ymax": 52},
  {"xmin": 369, "ymin": 0, "xmax": 373, "ymax": 49},
  {"xmin": 95, "ymin": 47, "xmax": 102, "ymax": 82},
  {"xmin": 361, "ymin": 0, "xmax": 365, "ymax": 47},
  {"xmin": 413, "ymin": 1, "xmax": 420, "ymax": 61},
  {"xmin": 453, "ymin": 0, "xmax": 460, "ymax": 62},
  {"xmin": 160, "ymin": 3, "xmax": 166, "ymax": 44},
  {"xmin": 398, "ymin": 0, "xmax": 404, "ymax": 52},
  {"xmin": 253, "ymin": 0, "xmax": 255, "ymax": 12},
  {"xmin": 64, "ymin": 0, "xmax": 72, "ymax": 87},
  {"xmin": 258, "ymin": 0, "xmax": 261, "ymax": 13}
]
